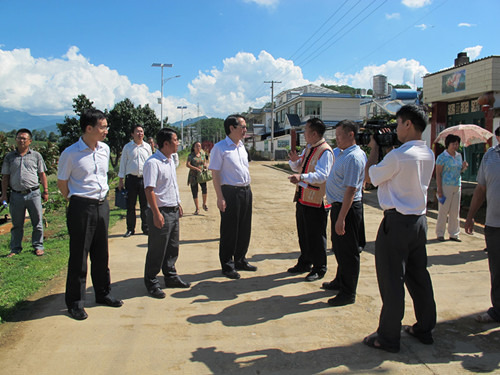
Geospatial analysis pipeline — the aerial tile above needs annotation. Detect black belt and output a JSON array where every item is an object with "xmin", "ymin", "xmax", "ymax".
[
  {"xmin": 126, "ymin": 174, "xmax": 143, "ymax": 179},
  {"xmin": 332, "ymin": 202, "xmax": 342, "ymax": 206},
  {"xmin": 222, "ymin": 185, "xmax": 250, "ymax": 190},
  {"xmin": 160, "ymin": 206, "xmax": 179, "ymax": 213},
  {"xmin": 12, "ymin": 186, "xmax": 39, "ymax": 195},
  {"xmin": 70, "ymin": 195, "xmax": 107, "ymax": 205}
]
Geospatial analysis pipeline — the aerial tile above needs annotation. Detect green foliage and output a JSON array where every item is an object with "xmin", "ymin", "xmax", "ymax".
[
  {"xmin": 35, "ymin": 141, "xmax": 60, "ymax": 176},
  {"xmin": 0, "ymin": 133, "xmax": 15, "ymax": 168},
  {"xmin": 189, "ymin": 118, "xmax": 225, "ymax": 143},
  {"xmin": 48, "ymin": 131, "xmax": 59, "ymax": 142},
  {"xmin": 32, "ymin": 129, "xmax": 47, "ymax": 141},
  {"xmin": 390, "ymin": 83, "xmax": 411, "ymax": 89}
]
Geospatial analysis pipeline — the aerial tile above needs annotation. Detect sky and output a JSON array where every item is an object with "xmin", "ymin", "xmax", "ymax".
[{"xmin": 0, "ymin": 0, "xmax": 498, "ymax": 122}]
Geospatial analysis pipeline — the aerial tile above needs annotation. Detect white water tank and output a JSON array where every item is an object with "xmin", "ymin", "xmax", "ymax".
[{"xmin": 373, "ymin": 75, "xmax": 388, "ymax": 98}]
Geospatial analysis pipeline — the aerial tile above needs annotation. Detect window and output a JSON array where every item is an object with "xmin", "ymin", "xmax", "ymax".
[
  {"xmin": 297, "ymin": 102, "xmax": 302, "ymax": 117},
  {"xmin": 288, "ymin": 105, "xmax": 295, "ymax": 115},
  {"xmin": 305, "ymin": 101, "xmax": 321, "ymax": 116}
]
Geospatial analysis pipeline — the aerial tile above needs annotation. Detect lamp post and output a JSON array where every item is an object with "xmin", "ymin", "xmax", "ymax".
[
  {"xmin": 152, "ymin": 63, "xmax": 177, "ymax": 128},
  {"xmin": 177, "ymin": 105, "xmax": 187, "ymax": 148}
]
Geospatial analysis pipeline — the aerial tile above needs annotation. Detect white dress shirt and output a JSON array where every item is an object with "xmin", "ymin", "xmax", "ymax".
[
  {"xmin": 143, "ymin": 150, "xmax": 180, "ymax": 208},
  {"xmin": 57, "ymin": 138, "xmax": 110, "ymax": 200},
  {"xmin": 369, "ymin": 140, "xmax": 434, "ymax": 215},
  {"xmin": 209, "ymin": 136, "xmax": 250, "ymax": 186},
  {"xmin": 289, "ymin": 144, "xmax": 334, "ymax": 185},
  {"xmin": 118, "ymin": 140, "xmax": 152, "ymax": 178}
]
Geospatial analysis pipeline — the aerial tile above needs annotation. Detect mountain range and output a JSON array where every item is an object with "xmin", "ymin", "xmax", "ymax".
[{"xmin": 0, "ymin": 107, "xmax": 63, "ymax": 133}]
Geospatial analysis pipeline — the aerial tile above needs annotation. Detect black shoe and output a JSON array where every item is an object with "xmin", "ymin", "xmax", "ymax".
[
  {"xmin": 148, "ymin": 287, "xmax": 166, "ymax": 299},
  {"xmin": 287, "ymin": 264, "xmax": 312, "ymax": 274},
  {"xmin": 235, "ymin": 262, "xmax": 257, "ymax": 271},
  {"xmin": 403, "ymin": 325, "xmax": 434, "ymax": 345},
  {"xmin": 305, "ymin": 271, "xmax": 325, "ymax": 282},
  {"xmin": 328, "ymin": 294, "xmax": 355, "ymax": 307},
  {"xmin": 96, "ymin": 295, "xmax": 124, "ymax": 307},
  {"xmin": 68, "ymin": 307, "xmax": 88, "ymax": 320},
  {"xmin": 437, "ymin": 236, "xmax": 445, "ymax": 241},
  {"xmin": 322, "ymin": 281, "xmax": 340, "ymax": 291},
  {"xmin": 222, "ymin": 270, "xmax": 241, "ymax": 279},
  {"xmin": 124, "ymin": 230, "xmax": 134, "ymax": 238},
  {"xmin": 143, "ymin": 230, "xmax": 149, "ymax": 235},
  {"xmin": 165, "ymin": 277, "xmax": 191, "ymax": 288},
  {"xmin": 449, "ymin": 237, "xmax": 462, "ymax": 242}
]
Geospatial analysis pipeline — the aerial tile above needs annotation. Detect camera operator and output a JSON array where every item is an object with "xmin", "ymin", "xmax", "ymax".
[{"xmin": 363, "ymin": 104, "xmax": 436, "ymax": 353}]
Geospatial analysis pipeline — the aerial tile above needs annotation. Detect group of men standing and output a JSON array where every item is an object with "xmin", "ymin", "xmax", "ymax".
[{"xmin": 3, "ymin": 105, "xmax": 499, "ymax": 353}]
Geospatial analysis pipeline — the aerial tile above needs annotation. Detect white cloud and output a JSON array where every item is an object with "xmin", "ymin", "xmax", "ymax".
[
  {"xmin": 463, "ymin": 45, "xmax": 482, "ymax": 59},
  {"xmin": 188, "ymin": 50, "xmax": 309, "ymax": 117},
  {"xmin": 402, "ymin": 0, "xmax": 431, "ymax": 8},
  {"xmin": 385, "ymin": 13, "xmax": 400, "ymax": 20},
  {"xmin": 458, "ymin": 22, "xmax": 475, "ymax": 27},
  {"xmin": 319, "ymin": 58, "xmax": 429, "ymax": 90},
  {"xmin": 415, "ymin": 24, "xmax": 428, "ymax": 30},
  {"xmin": 243, "ymin": 0, "xmax": 279, "ymax": 7},
  {"xmin": 0, "ymin": 46, "xmax": 168, "ymax": 118}
]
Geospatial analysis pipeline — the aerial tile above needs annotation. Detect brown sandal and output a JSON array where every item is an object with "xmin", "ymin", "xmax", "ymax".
[
  {"xmin": 475, "ymin": 312, "xmax": 496, "ymax": 323},
  {"xmin": 35, "ymin": 249, "xmax": 45, "ymax": 256}
]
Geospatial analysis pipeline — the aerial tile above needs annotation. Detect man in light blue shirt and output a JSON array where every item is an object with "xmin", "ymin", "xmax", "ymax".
[{"xmin": 322, "ymin": 120, "xmax": 366, "ymax": 307}]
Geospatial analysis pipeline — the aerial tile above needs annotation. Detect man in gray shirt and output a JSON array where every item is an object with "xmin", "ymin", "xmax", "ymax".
[
  {"xmin": 466, "ymin": 126, "xmax": 500, "ymax": 324},
  {"xmin": 1, "ymin": 128, "xmax": 48, "ymax": 257}
]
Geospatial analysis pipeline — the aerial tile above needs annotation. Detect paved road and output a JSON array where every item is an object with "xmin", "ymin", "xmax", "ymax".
[{"xmin": 0, "ymin": 161, "xmax": 499, "ymax": 374}]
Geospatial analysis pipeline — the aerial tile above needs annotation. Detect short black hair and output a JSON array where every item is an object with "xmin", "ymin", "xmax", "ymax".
[
  {"xmin": 495, "ymin": 127, "xmax": 500, "ymax": 137},
  {"xmin": 131, "ymin": 124, "xmax": 144, "ymax": 134},
  {"xmin": 445, "ymin": 134, "xmax": 461, "ymax": 148},
  {"xmin": 16, "ymin": 128, "xmax": 32, "ymax": 138},
  {"xmin": 336, "ymin": 119, "xmax": 359, "ymax": 136},
  {"xmin": 395, "ymin": 105, "xmax": 427, "ymax": 133},
  {"xmin": 223, "ymin": 114, "xmax": 246, "ymax": 136},
  {"xmin": 80, "ymin": 109, "xmax": 106, "ymax": 133},
  {"xmin": 156, "ymin": 127, "xmax": 177, "ymax": 150},
  {"xmin": 306, "ymin": 118, "xmax": 326, "ymax": 137}
]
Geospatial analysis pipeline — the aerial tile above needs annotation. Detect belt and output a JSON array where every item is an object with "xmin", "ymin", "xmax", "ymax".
[
  {"xmin": 160, "ymin": 206, "xmax": 179, "ymax": 213},
  {"xmin": 12, "ymin": 186, "xmax": 39, "ymax": 195},
  {"xmin": 70, "ymin": 195, "xmax": 107, "ymax": 205},
  {"xmin": 332, "ymin": 202, "xmax": 342, "ymax": 206},
  {"xmin": 126, "ymin": 174, "xmax": 143, "ymax": 179},
  {"xmin": 222, "ymin": 185, "xmax": 250, "ymax": 190}
]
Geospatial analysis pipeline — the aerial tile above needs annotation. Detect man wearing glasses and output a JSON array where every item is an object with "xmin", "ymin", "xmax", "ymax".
[
  {"xmin": 1, "ymin": 128, "xmax": 48, "ymax": 257},
  {"xmin": 57, "ymin": 109, "xmax": 123, "ymax": 320},
  {"xmin": 209, "ymin": 115, "xmax": 257, "ymax": 279}
]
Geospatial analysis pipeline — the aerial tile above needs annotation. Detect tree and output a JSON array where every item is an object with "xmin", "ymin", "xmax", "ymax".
[
  {"xmin": 390, "ymin": 83, "xmax": 411, "ymax": 89},
  {"xmin": 48, "ymin": 131, "xmax": 59, "ymax": 142},
  {"xmin": 190, "ymin": 118, "xmax": 225, "ymax": 144},
  {"xmin": 33, "ymin": 129, "xmax": 47, "ymax": 141},
  {"xmin": 57, "ymin": 94, "xmax": 95, "ymax": 152},
  {"xmin": 107, "ymin": 99, "xmax": 161, "ymax": 167}
]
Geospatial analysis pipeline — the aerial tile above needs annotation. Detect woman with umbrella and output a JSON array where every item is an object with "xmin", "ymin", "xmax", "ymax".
[{"xmin": 435, "ymin": 134, "xmax": 468, "ymax": 241}]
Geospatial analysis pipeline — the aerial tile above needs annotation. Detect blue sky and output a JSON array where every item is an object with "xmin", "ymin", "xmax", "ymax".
[{"xmin": 0, "ymin": 0, "xmax": 497, "ymax": 122}]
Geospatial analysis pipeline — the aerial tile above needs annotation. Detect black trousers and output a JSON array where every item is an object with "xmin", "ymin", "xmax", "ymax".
[
  {"xmin": 65, "ymin": 197, "xmax": 111, "ymax": 309},
  {"xmin": 375, "ymin": 210, "xmax": 436, "ymax": 350},
  {"xmin": 125, "ymin": 174, "xmax": 148, "ymax": 233},
  {"xmin": 295, "ymin": 202, "xmax": 328, "ymax": 273},
  {"xmin": 330, "ymin": 201, "xmax": 363, "ymax": 296},
  {"xmin": 485, "ymin": 225, "xmax": 500, "ymax": 321},
  {"xmin": 144, "ymin": 207, "xmax": 179, "ymax": 290},
  {"xmin": 219, "ymin": 185, "xmax": 252, "ymax": 272}
]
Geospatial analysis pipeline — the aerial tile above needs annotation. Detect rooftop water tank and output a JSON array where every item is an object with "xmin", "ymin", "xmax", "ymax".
[{"xmin": 390, "ymin": 89, "xmax": 418, "ymax": 100}]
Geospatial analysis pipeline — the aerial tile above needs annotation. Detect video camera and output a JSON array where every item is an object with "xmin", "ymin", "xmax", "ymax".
[{"xmin": 355, "ymin": 120, "xmax": 399, "ymax": 147}]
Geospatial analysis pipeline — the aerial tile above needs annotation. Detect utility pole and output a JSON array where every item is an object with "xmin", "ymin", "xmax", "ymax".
[
  {"xmin": 264, "ymin": 80, "xmax": 281, "ymax": 161},
  {"xmin": 197, "ymin": 102, "xmax": 201, "ymax": 142}
]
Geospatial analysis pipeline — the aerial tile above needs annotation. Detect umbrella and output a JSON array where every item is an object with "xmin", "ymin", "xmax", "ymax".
[{"xmin": 434, "ymin": 124, "xmax": 492, "ymax": 147}]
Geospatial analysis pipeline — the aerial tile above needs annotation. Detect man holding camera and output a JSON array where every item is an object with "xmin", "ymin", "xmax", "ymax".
[
  {"xmin": 322, "ymin": 120, "xmax": 366, "ymax": 306},
  {"xmin": 363, "ymin": 105, "xmax": 436, "ymax": 353}
]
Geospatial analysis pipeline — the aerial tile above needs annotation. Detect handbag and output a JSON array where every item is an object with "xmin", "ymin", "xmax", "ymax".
[
  {"xmin": 115, "ymin": 187, "xmax": 128, "ymax": 209},
  {"xmin": 197, "ymin": 168, "xmax": 213, "ymax": 183}
]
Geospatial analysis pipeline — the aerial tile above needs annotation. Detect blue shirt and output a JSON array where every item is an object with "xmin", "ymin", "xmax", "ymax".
[
  {"xmin": 477, "ymin": 145, "xmax": 500, "ymax": 227},
  {"xmin": 326, "ymin": 144, "xmax": 366, "ymax": 203},
  {"xmin": 436, "ymin": 150, "xmax": 462, "ymax": 187}
]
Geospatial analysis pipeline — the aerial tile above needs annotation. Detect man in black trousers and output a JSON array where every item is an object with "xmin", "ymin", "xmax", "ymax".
[
  {"xmin": 209, "ymin": 115, "xmax": 257, "ymax": 279},
  {"xmin": 57, "ymin": 109, "xmax": 123, "ymax": 320}
]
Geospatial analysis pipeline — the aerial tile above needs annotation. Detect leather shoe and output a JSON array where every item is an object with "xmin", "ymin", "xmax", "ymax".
[
  {"xmin": 165, "ymin": 277, "xmax": 191, "ymax": 288},
  {"xmin": 148, "ymin": 287, "xmax": 166, "ymax": 299},
  {"xmin": 449, "ymin": 237, "xmax": 462, "ymax": 242},
  {"xmin": 68, "ymin": 307, "xmax": 88, "ymax": 320},
  {"xmin": 222, "ymin": 270, "xmax": 241, "ymax": 279},
  {"xmin": 328, "ymin": 294, "xmax": 355, "ymax": 307},
  {"xmin": 322, "ymin": 280, "xmax": 340, "ymax": 291},
  {"xmin": 235, "ymin": 262, "xmax": 257, "ymax": 271},
  {"xmin": 287, "ymin": 264, "xmax": 312, "ymax": 274},
  {"xmin": 124, "ymin": 230, "xmax": 134, "ymax": 238},
  {"xmin": 96, "ymin": 295, "xmax": 124, "ymax": 307},
  {"xmin": 305, "ymin": 271, "xmax": 325, "ymax": 282}
]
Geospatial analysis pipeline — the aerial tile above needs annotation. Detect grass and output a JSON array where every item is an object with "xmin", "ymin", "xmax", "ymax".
[{"xmin": 0, "ymin": 177, "xmax": 125, "ymax": 323}]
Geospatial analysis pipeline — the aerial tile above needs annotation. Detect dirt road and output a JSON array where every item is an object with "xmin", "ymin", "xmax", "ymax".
[{"xmin": 0, "ymin": 161, "xmax": 498, "ymax": 374}]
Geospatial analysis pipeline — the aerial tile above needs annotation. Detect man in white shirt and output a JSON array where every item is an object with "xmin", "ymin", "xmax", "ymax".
[
  {"xmin": 209, "ymin": 115, "xmax": 256, "ymax": 279},
  {"xmin": 363, "ymin": 105, "xmax": 436, "ymax": 353},
  {"xmin": 57, "ymin": 109, "xmax": 123, "ymax": 321},
  {"xmin": 143, "ymin": 128, "xmax": 190, "ymax": 299},
  {"xmin": 118, "ymin": 124, "xmax": 152, "ymax": 237},
  {"xmin": 287, "ymin": 118, "xmax": 333, "ymax": 282}
]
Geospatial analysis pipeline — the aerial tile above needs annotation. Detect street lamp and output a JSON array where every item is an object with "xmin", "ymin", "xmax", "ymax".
[
  {"xmin": 177, "ymin": 105, "xmax": 187, "ymax": 148},
  {"xmin": 152, "ymin": 63, "xmax": 177, "ymax": 128}
]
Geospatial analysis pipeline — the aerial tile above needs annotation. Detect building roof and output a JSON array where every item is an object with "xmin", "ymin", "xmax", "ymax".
[{"xmin": 423, "ymin": 55, "xmax": 500, "ymax": 78}]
